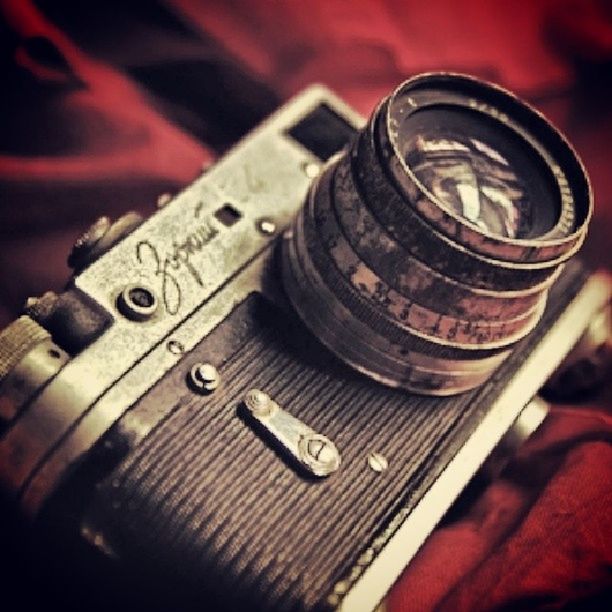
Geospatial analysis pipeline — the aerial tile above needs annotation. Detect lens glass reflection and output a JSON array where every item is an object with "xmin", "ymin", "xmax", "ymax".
[{"xmin": 406, "ymin": 133, "xmax": 529, "ymax": 238}]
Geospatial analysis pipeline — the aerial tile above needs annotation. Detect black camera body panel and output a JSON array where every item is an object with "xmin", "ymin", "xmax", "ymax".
[{"xmin": 42, "ymin": 257, "xmax": 592, "ymax": 611}]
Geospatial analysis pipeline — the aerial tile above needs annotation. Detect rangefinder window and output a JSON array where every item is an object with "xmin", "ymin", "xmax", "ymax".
[{"xmin": 286, "ymin": 103, "xmax": 357, "ymax": 160}]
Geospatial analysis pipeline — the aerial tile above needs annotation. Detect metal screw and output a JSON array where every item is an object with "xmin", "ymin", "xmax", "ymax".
[
  {"xmin": 244, "ymin": 389, "xmax": 273, "ymax": 416},
  {"xmin": 357, "ymin": 548, "xmax": 374, "ymax": 565},
  {"xmin": 367, "ymin": 451, "xmax": 388, "ymax": 473},
  {"xmin": 302, "ymin": 161, "xmax": 321, "ymax": 178},
  {"xmin": 257, "ymin": 218, "xmax": 276, "ymax": 236},
  {"xmin": 333, "ymin": 581, "xmax": 349, "ymax": 595},
  {"xmin": 306, "ymin": 436, "xmax": 338, "ymax": 464},
  {"xmin": 166, "ymin": 339, "xmax": 184, "ymax": 355},
  {"xmin": 188, "ymin": 362, "xmax": 219, "ymax": 393},
  {"xmin": 298, "ymin": 433, "xmax": 341, "ymax": 476}
]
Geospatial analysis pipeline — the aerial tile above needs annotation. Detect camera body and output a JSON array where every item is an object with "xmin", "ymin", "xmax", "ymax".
[{"xmin": 0, "ymin": 85, "xmax": 609, "ymax": 611}]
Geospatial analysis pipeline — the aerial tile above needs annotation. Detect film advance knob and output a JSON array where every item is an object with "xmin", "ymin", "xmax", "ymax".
[
  {"xmin": 0, "ymin": 316, "xmax": 69, "ymax": 421},
  {"xmin": 0, "ymin": 316, "xmax": 50, "ymax": 383}
]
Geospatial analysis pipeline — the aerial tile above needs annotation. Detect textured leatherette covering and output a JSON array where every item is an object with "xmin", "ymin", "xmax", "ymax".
[{"xmin": 87, "ymin": 262, "xmax": 588, "ymax": 611}]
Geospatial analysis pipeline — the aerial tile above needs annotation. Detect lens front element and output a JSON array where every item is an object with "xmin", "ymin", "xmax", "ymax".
[{"xmin": 407, "ymin": 131, "xmax": 531, "ymax": 239}]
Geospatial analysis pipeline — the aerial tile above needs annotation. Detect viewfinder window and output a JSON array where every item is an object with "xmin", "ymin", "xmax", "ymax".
[{"xmin": 287, "ymin": 104, "xmax": 356, "ymax": 161}]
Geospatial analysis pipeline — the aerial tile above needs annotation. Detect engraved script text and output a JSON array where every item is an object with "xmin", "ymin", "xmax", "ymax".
[{"xmin": 136, "ymin": 215, "xmax": 219, "ymax": 314}]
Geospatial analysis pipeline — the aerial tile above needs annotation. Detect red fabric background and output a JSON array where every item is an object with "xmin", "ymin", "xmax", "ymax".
[{"xmin": 0, "ymin": 1, "xmax": 610, "ymax": 610}]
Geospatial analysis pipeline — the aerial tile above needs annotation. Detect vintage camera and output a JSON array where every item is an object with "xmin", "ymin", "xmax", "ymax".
[{"xmin": 0, "ymin": 74, "xmax": 609, "ymax": 611}]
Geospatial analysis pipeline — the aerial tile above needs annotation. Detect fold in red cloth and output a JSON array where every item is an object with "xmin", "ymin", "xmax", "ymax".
[
  {"xmin": 388, "ymin": 404, "xmax": 612, "ymax": 610},
  {"xmin": 0, "ymin": 0, "xmax": 610, "ymax": 609}
]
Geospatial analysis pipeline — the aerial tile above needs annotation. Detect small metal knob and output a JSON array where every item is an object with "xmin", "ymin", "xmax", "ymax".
[
  {"xmin": 67, "ymin": 216, "xmax": 111, "ymax": 270},
  {"xmin": 0, "ymin": 316, "xmax": 50, "ymax": 383},
  {"xmin": 68, "ymin": 212, "xmax": 143, "ymax": 271},
  {"xmin": 0, "ymin": 316, "xmax": 69, "ymax": 421}
]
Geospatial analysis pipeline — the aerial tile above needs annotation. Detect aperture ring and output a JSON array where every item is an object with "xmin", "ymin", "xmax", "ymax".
[{"xmin": 282, "ymin": 224, "xmax": 508, "ymax": 393}]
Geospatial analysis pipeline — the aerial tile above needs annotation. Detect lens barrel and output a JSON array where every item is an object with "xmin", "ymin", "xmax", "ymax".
[{"xmin": 282, "ymin": 73, "xmax": 592, "ymax": 395}]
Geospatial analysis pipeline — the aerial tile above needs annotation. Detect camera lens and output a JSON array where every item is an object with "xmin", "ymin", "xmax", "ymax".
[{"xmin": 282, "ymin": 73, "xmax": 592, "ymax": 395}]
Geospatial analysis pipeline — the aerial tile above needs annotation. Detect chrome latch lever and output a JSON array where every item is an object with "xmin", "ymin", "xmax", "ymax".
[{"xmin": 243, "ymin": 389, "xmax": 341, "ymax": 477}]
